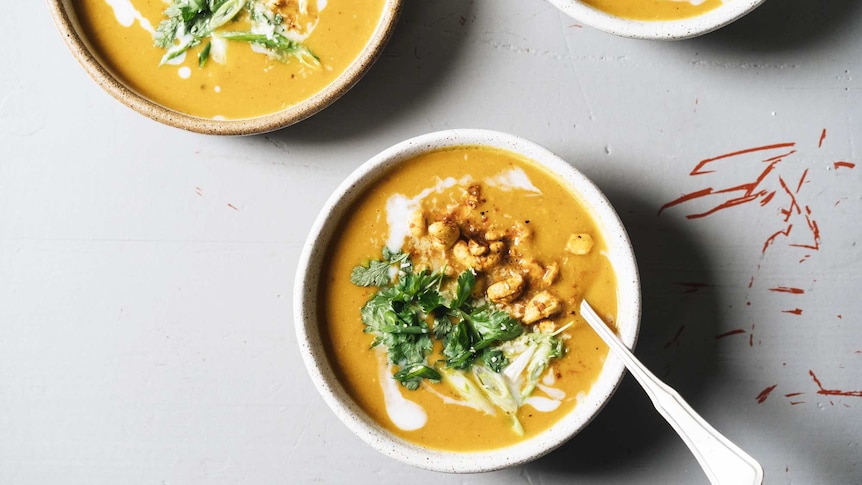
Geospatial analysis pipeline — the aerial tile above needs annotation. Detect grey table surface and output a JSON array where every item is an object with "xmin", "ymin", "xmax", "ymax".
[{"xmin": 2, "ymin": 0, "xmax": 861, "ymax": 483}]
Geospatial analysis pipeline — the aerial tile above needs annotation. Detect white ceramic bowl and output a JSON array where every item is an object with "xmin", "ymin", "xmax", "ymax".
[
  {"xmin": 47, "ymin": 0, "xmax": 402, "ymax": 135},
  {"xmin": 294, "ymin": 129, "xmax": 641, "ymax": 472},
  {"xmin": 548, "ymin": 0, "xmax": 767, "ymax": 40}
]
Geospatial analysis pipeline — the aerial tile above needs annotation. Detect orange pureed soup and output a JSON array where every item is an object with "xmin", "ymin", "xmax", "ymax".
[
  {"xmin": 583, "ymin": 0, "xmax": 723, "ymax": 21},
  {"xmin": 73, "ymin": 0, "xmax": 387, "ymax": 119},
  {"xmin": 320, "ymin": 146, "xmax": 619, "ymax": 451}
]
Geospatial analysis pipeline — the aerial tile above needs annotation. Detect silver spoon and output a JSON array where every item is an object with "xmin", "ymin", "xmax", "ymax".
[{"xmin": 580, "ymin": 300, "xmax": 764, "ymax": 485}]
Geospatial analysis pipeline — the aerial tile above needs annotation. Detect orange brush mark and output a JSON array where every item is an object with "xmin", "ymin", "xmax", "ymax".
[
  {"xmin": 716, "ymin": 329, "xmax": 746, "ymax": 339},
  {"xmin": 810, "ymin": 370, "xmax": 862, "ymax": 398},
  {"xmin": 756, "ymin": 384, "xmax": 778, "ymax": 404},
  {"xmin": 782, "ymin": 308, "xmax": 803, "ymax": 315},
  {"xmin": 834, "ymin": 161, "xmax": 855, "ymax": 170},
  {"xmin": 227, "ymin": 203, "xmax": 239, "ymax": 211},
  {"xmin": 785, "ymin": 392, "xmax": 804, "ymax": 398},
  {"xmin": 818, "ymin": 129, "xmax": 827, "ymax": 147}
]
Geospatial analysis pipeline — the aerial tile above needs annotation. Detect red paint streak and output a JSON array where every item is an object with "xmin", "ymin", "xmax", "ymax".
[
  {"xmin": 810, "ymin": 370, "xmax": 862, "ymax": 397},
  {"xmin": 818, "ymin": 129, "xmax": 827, "ymax": 148},
  {"xmin": 790, "ymin": 212, "xmax": 820, "ymax": 251},
  {"xmin": 749, "ymin": 333, "xmax": 754, "ymax": 347},
  {"xmin": 778, "ymin": 176, "xmax": 801, "ymax": 222},
  {"xmin": 769, "ymin": 286, "xmax": 805, "ymax": 294},
  {"xmin": 227, "ymin": 203, "xmax": 239, "ymax": 211},
  {"xmin": 659, "ymin": 188, "xmax": 713, "ymax": 215},
  {"xmin": 795, "ymin": 168, "xmax": 809, "ymax": 193},
  {"xmin": 675, "ymin": 281, "xmax": 710, "ymax": 294},
  {"xmin": 760, "ymin": 191, "xmax": 776, "ymax": 206},
  {"xmin": 756, "ymin": 384, "xmax": 778, "ymax": 403},
  {"xmin": 782, "ymin": 308, "xmax": 803, "ymax": 315},
  {"xmin": 690, "ymin": 143, "xmax": 796, "ymax": 176},
  {"xmin": 658, "ymin": 144, "xmax": 796, "ymax": 218},
  {"xmin": 834, "ymin": 161, "xmax": 855, "ymax": 170},
  {"xmin": 763, "ymin": 225, "xmax": 793, "ymax": 254},
  {"xmin": 716, "ymin": 329, "xmax": 746, "ymax": 339},
  {"xmin": 790, "ymin": 401, "xmax": 805, "ymax": 405},
  {"xmin": 664, "ymin": 326, "xmax": 686, "ymax": 349},
  {"xmin": 785, "ymin": 392, "xmax": 804, "ymax": 398},
  {"xmin": 838, "ymin": 315, "xmax": 843, "ymax": 320}
]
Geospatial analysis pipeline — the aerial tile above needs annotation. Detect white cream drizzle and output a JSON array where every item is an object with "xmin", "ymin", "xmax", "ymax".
[
  {"xmin": 537, "ymin": 383, "xmax": 566, "ymax": 401},
  {"xmin": 524, "ymin": 395, "xmax": 562, "ymax": 412},
  {"xmin": 385, "ymin": 176, "xmax": 469, "ymax": 252},
  {"xmin": 486, "ymin": 168, "xmax": 542, "ymax": 194},
  {"xmin": 104, "ymin": 0, "xmax": 154, "ymax": 32},
  {"xmin": 378, "ymin": 351, "xmax": 427, "ymax": 431},
  {"xmin": 422, "ymin": 384, "xmax": 487, "ymax": 411}
]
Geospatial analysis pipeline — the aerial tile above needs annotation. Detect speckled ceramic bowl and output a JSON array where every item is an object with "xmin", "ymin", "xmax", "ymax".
[
  {"xmin": 548, "ymin": 0, "xmax": 767, "ymax": 40},
  {"xmin": 46, "ymin": 0, "xmax": 402, "ymax": 135},
  {"xmin": 294, "ymin": 129, "xmax": 641, "ymax": 473}
]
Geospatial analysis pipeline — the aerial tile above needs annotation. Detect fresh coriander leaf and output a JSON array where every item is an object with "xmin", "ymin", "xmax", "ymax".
[
  {"xmin": 432, "ymin": 314, "xmax": 453, "ymax": 340},
  {"xmin": 451, "ymin": 270, "xmax": 475, "ymax": 308},
  {"xmin": 418, "ymin": 290, "xmax": 442, "ymax": 314},
  {"xmin": 481, "ymin": 349, "xmax": 509, "ymax": 373},
  {"xmin": 468, "ymin": 305, "xmax": 523, "ymax": 345},
  {"xmin": 442, "ymin": 321, "xmax": 478, "ymax": 370},
  {"xmin": 351, "ymin": 259, "xmax": 393, "ymax": 287}
]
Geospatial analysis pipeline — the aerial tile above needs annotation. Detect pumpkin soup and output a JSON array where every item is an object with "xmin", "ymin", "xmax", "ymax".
[
  {"xmin": 320, "ymin": 146, "xmax": 619, "ymax": 451},
  {"xmin": 583, "ymin": 0, "xmax": 723, "ymax": 21},
  {"xmin": 72, "ymin": 0, "xmax": 388, "ymax": 119}
]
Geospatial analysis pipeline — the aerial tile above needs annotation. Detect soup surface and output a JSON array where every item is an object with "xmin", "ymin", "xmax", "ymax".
[
  {"xmin": 583, "ymin": 0, "xmax": 723, "ymax": 21},
  {"xmin": 73, "ymin": 0, "xmax": 387, "ymax": 119},
  {"xmin": 321, "ymin": 146, "xmax": 619, "ymax": 451}
]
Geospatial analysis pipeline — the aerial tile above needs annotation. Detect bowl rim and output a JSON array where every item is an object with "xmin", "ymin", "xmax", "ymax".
[
  {"xmin": 547, "ymin": 0, "xmax": 768, "ymax": 40},
  {"xmin": 46, "ymin": 0, "xmax": 403, "ymax": 135},
  {"xmin": 293, "ymin": 129, "xmax": 642, "ymax": 473}
]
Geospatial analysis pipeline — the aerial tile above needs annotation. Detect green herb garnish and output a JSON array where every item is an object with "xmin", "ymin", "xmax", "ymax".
[
  {"xmin": 198, "ymin": 41, "xmax": 212, "ymax": 68},
  {"xmin": 352, "ymin": 248, "xmax": 568, "ymax": 433},
  {"xmin": 153, "ymin": 0, "xmax": 320, "ymax": 68}
]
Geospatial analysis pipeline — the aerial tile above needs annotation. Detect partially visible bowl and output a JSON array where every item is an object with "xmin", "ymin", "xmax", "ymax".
[
  {"xmin": 47, "ymin": 0, "xmax": 402, "ymax": 135},
  {"xmin": 293, "ymin": 129, "xmax": 641, "ymax": 472},
  {"xmin": 548, "ymin": 0, "xmax": 767, "ymax": 40}
]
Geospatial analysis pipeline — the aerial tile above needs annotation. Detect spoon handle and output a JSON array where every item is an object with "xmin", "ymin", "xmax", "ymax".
[{"xmin": 580, "ymin": 300, "xmax": 764, "ymax": 485}]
